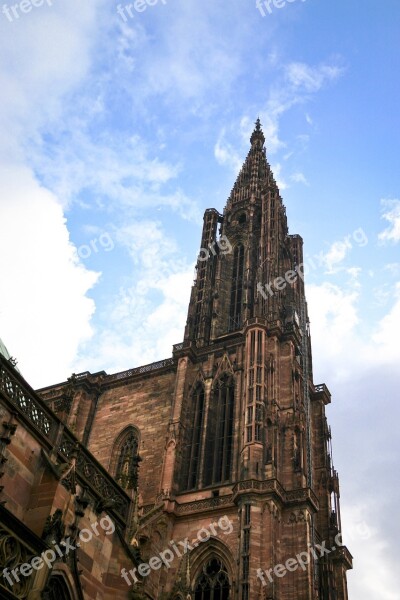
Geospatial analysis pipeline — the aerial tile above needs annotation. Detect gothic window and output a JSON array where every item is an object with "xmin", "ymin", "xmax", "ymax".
[
  {"xmin": 203, "ymin": 376, "xmax": 235, "ymax": 486},
  {"xmin": 229, "ymin": 244, "xmax": 244, "ymax": 331},
  {"xmin": 113, "ymin": 427, "xmax": 140, "ymax": 490},
  {"xmin": 241, "ymin": 505, "xmax": 251, "ymax": 598},
  {"xmin": 44, "ymin": 575, "xmax": 72, "ymax": 600},
  {"xmin": 182, "ymin": 383, "xmax": 205, "ymax": 490},
  {"xmin": 194, "ymin": 558, "xmax": 231, "ymax": 600}
]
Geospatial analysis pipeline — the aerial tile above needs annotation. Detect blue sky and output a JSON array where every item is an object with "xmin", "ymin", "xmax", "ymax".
[{"xmin": 0, "ymin": 1, "xmax": 399, "ymax": 598}]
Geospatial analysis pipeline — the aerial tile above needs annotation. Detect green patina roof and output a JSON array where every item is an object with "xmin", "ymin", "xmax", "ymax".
[
  {"xmin": 0, "ymin": 338, "xmax": 12, "ymax": 360},
  {"xmin": 0, "ymin": 338, "xmax": 20, "ymax": 372}
]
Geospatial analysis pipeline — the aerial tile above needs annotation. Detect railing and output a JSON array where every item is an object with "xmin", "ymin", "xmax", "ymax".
[
  {"xmin": 107, "ymin": 358, "xmax": 175, "ymax": 382},
  {"xmin": 0, "ymin": 355, "xmax": 131, "ymax": 525},
  {"xmin": 313, "ymin": 384, "xmax": 331, "ymax": 405},
  {"xmin": 314, "ymin": 384, "xmax": 329, "ymax": 395},
  {"xmin": 58, "ymin": 428, "xmax": 130, "ymax": 521},
  {"xmin": 74, "ymin": 371, "xmax": 91, "ymax": 380},
  {"xmin": 233, "ymin": 478, "xmax": 286, "ymax": 500},
  {"xmin": 332, "ymin": 545, "xmax": 353, "ymax": 569},
  {"xmin": 0, "ymin": 358, "xmax": 57, "ymax": 441},
  {"xmin": 173, "ymin": 342, "xmax": 184, "ymax": 352}
]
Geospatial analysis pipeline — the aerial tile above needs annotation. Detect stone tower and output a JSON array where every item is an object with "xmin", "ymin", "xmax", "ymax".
[{"xmin": 37, "ymin": 120, "xmax": 352, "ymax": 600}]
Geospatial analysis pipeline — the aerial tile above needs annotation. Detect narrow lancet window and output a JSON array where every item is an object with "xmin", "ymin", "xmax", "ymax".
[
  {"xmin": 113, "ymin": 428, "xmax": 140, "ymax": 490},
  {"xmin": 182, "ymin": 383, "xmax": 205, "ymax": 490},
  {"xmin": 203, "ymin": 375, "xmax": 235, "ymax": 486},
  {"xmin": 229, "ymin": 244, "xmax": 244, "ymax": 331}
]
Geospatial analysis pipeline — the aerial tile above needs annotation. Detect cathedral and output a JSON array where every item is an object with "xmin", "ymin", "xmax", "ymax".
[{"xmin": 0, "ymin": 120, "xmax": 352, "ymax": 599}]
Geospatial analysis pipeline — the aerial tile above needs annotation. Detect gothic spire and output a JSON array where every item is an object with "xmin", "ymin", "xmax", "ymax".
[{"xmin": 226, "ymin": 118, "xmax": 277, "ymax": 208}]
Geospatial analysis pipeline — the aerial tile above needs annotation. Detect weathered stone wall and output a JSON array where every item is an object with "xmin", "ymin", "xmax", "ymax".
[{"xmin": 87, "ymin": 368, "xmax": 176, "ymax": 506}]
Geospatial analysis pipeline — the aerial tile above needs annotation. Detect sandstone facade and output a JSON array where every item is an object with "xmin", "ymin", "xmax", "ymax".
[{"xmin": 0, "ymin": 120, "xmax": 352, "ymax": 599}]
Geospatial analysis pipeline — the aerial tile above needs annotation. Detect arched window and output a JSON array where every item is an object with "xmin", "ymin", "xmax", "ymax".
[
  {"xmin": 194, "ymin": 558, "xmax": 231, "ymax": 600},
  {"xmin": 43, "ymin": 575, "xmax": 72, "ymax": 600},
  {"xmin": 229, "ymin": 244, "xmax": 244, "ymax": 331},
  {"xmin": 203, "ymin": 376, "xmax": 235, "ymax": 486},
  {"xmin": 112, "ymin": 427, "xmax": 140, "ymax": 490},
  {"xmin": 182, "ymin": 384, "xmax": 205, "ymax": 490}
]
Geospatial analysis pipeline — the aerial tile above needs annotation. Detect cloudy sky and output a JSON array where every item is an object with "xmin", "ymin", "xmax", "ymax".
[{"xmin": 0, "ymin": 1, "xmax": 399, "ymax": 597}]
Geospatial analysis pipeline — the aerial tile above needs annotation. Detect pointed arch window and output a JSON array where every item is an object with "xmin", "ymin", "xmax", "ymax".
[
  {"xmin": 43, "ymin": 575, "xmax": 72, "ymax": 600},
  {"xmin": 182, "ymin": 383, "xmax": 205, "ymax": 490},
  {"xmin": 112, "ymin": 427, "xmax": 140, "ymax": 490},
  {"xmin": 194, "ymin": 558, "xmax": 231, "ymax": 600},
  {"xmin": 203, "ymin": 375, "xmax": 235, "ymax": 487},
  {"xmin": 229, "ymin": 244, "xmax": 244, "ymax": 331}
]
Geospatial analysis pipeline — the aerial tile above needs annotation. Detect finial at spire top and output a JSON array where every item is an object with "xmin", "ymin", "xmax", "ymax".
[{"xmin": 250, "ymin": 117, "xmax": 265, "ymax": 147}]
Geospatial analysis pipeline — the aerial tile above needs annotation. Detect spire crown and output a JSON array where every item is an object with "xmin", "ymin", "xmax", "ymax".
[{"xmin": 250, "ymin": 118, "xmax": 265, "ymax": 147}]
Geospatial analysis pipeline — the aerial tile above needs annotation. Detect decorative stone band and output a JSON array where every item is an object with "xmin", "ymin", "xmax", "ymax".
[
  {"xmin": 233, "ymin": 479, "xmax": 319, "ymax": 512},
  {"xmin": 163, "ymin": 480, "xmax": 320, "ymax": 516},
  {"xmin": 174, "ymin": 494, "xmax": 234, "ymax": 515},
  {"xmin": 106, "ymin": 358, "xmax": 176, "ymax": 384}
]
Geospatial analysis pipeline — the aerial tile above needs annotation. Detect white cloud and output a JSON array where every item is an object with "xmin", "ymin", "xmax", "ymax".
[
  {"xmin": 258, "ymin": 60, "xmax": 344, "ymax": 154},
  {"xmin": 72, "ymin": 220, "xmax": 193, "ymax": 374},
  {"xmin": 0, "ymin": 1, "xmax": 106, "ymax": 387},
  {"xmin": 371, "ymin": 282, "xmax": 400, "ymax": 364},
  {"xmin": 0, "ymin": 1, "xmax": 204, "ymax": 390},
  {"xmin": 116, "ymin": 0, "xmax": 244, "ymax": 105},
  {"xmin": 31, "ymin": 128, "xmax": 201, "ymax": 221},
  {"xmin": 0, "ymin": 2, "xmax": 102, "ymax": 153},
  {"xmin": 285, "ymin": 62, "xmax": 344, "ymax": 92},
  {"xmin": 290, "ymin": 171, "xmax": 309, "ymax": 185},
  {"xmin": 307, "ymin": 277, "xmax": 400, "ymax": 600},
  {"xmin": 214, "ymin": 131, "xmax": 243, "ymax": 174},
  {"xmin": 378, "ymin": 199, "xmax": 400, "ymax": 244},
  {"xmin": 214, "ymin": 58, "xmax": 344, "ymax": 186},
  {"xmin": 322, "ymin": 236, "xmax": 353, "ymax": 273},
  {"xmin": 0, "ymin": 166, "xmax": 99, "ymax": 387},
  {"xmin": 307, "ymin": 282, "xmax": 361, "ymax": 381},
  {"xmin": 305, "ymin": 113, "xmax": 313, "ymax": 125},
  {"xmin": 384, "ymin": 263, "xmax": 400, "ymax": 275},
  {"xmin": 308, "ymin": 277, "xmax": 400, "ymax": 381},
  {"xmin": 341, "ymin": 500, "xmax": 397, "ymax": 600}
]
